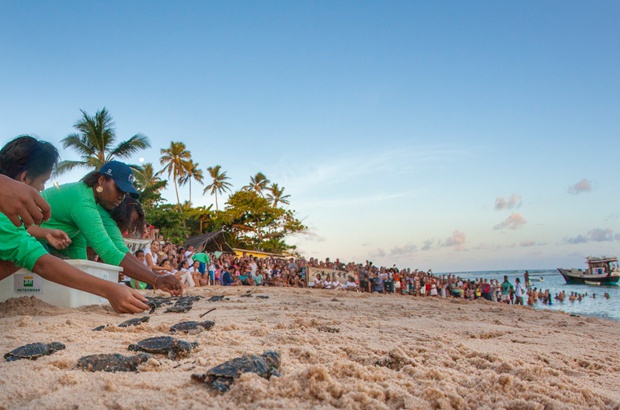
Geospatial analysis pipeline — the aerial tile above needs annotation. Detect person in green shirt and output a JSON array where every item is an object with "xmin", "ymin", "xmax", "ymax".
[
  {"xmin": 0, "ymin": 136, "xmax": 150, "ymax": 313},
  {"xmin": 501, "ymin": 275, "xmax": 513, "ymax": 304},
  {"xmin": 192, "ymin": 252, "xmax": 209, "ymax": 272},
  {"xmin": 41, "ymin": 161, "xmax": 183, "ymax": 296}
]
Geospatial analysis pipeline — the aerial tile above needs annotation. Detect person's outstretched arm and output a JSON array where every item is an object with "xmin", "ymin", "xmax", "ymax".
[
  {"xmin": 33, "ymin": 254, "xmax": 150, "ymax": 313},
  {"xmin": 119, "ymin": 252, "xmax": 183, "ymax": 296}
]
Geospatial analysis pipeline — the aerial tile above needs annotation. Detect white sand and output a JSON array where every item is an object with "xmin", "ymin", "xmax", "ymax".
[{"xmin": 1, "ymin": 288, "xmax": 619, "ymax": 409}]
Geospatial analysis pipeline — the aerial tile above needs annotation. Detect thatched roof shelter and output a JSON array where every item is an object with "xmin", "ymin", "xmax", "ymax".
[{"xmin": 185, "ymin": 230, "xmax": 234, "ymax": 253}]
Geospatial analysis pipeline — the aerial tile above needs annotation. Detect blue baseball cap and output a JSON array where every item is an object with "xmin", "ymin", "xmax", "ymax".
[{"xmin": 99, "ymin": 161, "xmax": 139, "ymax": 198}]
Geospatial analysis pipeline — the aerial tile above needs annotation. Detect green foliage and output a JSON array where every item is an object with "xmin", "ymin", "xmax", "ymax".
[
  {"xmin": 160, "ymin": 141, "xmax": 192, "ymax": 209},
  {"xmin": 56, "ymin": 108, "xmax": 150, "ymax": 175},
  {"xmin": 218, "ymin": 190, "xmax": 306, "ymax": 253},
  {"xmin": 204, "ymin": 165, "xmax": 233, "ymax": 211},
  {"xmin": 144, "ymin": 204, "xmax": 190, "ymax": 243},
  {"xmin": 134, "ymin": 162, "xmax": 167, "ymax": 207}
]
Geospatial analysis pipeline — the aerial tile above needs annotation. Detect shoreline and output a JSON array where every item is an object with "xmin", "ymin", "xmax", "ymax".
[{"xmin": 1, "ymin": 287, "xmax": 619, "ymax": 409}]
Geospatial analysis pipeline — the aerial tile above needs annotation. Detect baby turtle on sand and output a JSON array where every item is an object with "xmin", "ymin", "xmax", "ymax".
[
  {"xmin": 93, "ymin": 316, "xmax": 150, "ymax": 331},
  {"xmin": 191, "ymin": 350, "xmax": 281, "ymax": 393},
  {"xmin": 207, "ymin": 295, "xmax": 225, "ymax": 302},
  {"xmin": 77, "ymin": 353, "xmax": 152, "ymax": 372},
  {"xmin": 4, "ymin": 342, "xmax": 66, "ymax": 362},
  {"xmin": 119, "ymin": 316, "xmax": 150, "ymax": 327},
  {"xmin": 170, "ymin": 320, "xmax": 215, "ymax": 335},
  {"xmin": 165, "ymin": 305, "xmax": 192, "ymax": 313},
  {"xmin": 128, "ymin": 336, "xmax": 198, "ymax": 359}
]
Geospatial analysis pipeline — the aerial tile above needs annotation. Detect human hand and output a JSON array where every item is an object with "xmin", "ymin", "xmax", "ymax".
[
  {"xmin": 0, "ymin": 175, "xmax": 51, "ymax": 227},
  {"xmin": 104, "ymin": 283, "xmax": 150, "ymax": 314},
  {"xmin": 155, "ymin": 274, "xmax": 184, "ymax": 296},
  {"xmin": 45, "ymin": 229, "xmax": 72, "ymax": 250}
]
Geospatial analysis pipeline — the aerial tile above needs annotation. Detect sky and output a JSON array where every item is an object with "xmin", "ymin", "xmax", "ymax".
[{"xmin": 1, "ymin": 1, "xmax": 619, "ymax": 272}]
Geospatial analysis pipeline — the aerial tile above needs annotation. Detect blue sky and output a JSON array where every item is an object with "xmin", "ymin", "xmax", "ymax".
[{"xmin": 1, "ymin": 1, "xmax": 619, "ymax": 272}]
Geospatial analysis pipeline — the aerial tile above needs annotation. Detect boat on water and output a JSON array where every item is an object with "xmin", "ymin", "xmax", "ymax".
[{"xmin": 558, "ymin": 256, "xmax": 620, "ymax": 285}]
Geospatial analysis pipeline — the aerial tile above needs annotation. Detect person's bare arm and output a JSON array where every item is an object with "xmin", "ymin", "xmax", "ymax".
[
  {"xmin": 0, "ymin": 175, "xmax": 51, "ymax": 227},
  {"xmin": 27, "ymin": 225, "xmax": 72, "ymax": 249},
  {"xmin": 32, "ymin": 254, "xmax": 150, "ymax": 313},
  {"xmin": 0, "ymin": 261, "xmax": 19, "ymax": 281},
  {"xmin": 119, "ymin": 252, "xmax": 183, "ymax": 296}
]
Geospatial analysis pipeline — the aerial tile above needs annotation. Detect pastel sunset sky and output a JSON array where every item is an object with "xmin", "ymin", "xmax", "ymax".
[{"xmin": 1, "ymin": 1, "xmax": 618, "ymax": 272}]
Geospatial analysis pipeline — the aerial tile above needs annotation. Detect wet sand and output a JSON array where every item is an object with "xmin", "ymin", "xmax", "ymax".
[{"xmin": 1, "ymin": 287, "xmax": 619, "ymax": 409}]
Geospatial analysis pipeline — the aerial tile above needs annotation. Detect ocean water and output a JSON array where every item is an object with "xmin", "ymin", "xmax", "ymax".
[{"xmin": 443, "ymin": 269, "xmax": 620, "ymax": 322}]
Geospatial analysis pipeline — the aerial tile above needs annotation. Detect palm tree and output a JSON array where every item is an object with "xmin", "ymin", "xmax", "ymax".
[
  {"xmin": 178, "ymin": 160, "xmax": 204, "ymax": 204},
  {"xmin": 160, "ymin": 141, "xmax": 192, "ymax": 209},
  {"xmin": 133, "ymin": 162, "xmax": 167, "ymax": 206},
  {"xmin": 56, "ymin": 107, "xmax": 150, "ymax": 175},
  {"xmin": 266, "ymin": 183, "xmax": 291, "ymax": 207},
  {"xmin": 203, "ymin": 165, "xmax": 233, "ymax": 211},
  {"xmin": 243, "ymin": 172, "xmax": 270, "ymax": 197}
]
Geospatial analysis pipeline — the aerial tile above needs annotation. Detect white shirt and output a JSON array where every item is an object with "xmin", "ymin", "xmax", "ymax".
[{"xmin": 144, "ymin": 247, "xmax": 158, "ymax": 267}]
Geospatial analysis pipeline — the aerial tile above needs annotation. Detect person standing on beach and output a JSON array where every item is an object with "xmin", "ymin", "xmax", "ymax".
[
  {"xmin": 514, "ymin": 278, "xmax": 525, "ymax": 305},
  {"xmin": 501, "ymin": 276, "xmax": 513, "ymax": 304}
]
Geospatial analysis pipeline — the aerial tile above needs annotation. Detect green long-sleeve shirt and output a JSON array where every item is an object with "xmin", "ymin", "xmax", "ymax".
[
  {"xmin": 0, "ymin": 213, "xmax": 48, "ymax": 271},
  {"xmin": 41, "ymin": 182, "xmax": 129, "ymax": 266}
]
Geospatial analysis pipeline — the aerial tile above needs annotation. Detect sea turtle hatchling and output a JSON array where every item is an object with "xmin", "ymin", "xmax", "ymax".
[
  {"xmin": 165, "ymin": 305, "xmax": 193, "ymax": 313},
  {"xmin": 118, "ymin": 316, "xmax": 150, "ymax": 327},
  {"xmin": 191, "ymin": 350, "xmax": 281, "ymax": 393},
  {"xmin": 128, "ymin": 336, "xmax": 198, "ymax": 359},
  {"xmin": 169, "ymin": 320, "xmax": 215, "ymax": 335},
  {"xmin": 77, "ymin": 353, "xmax": 152, "ymax": 372},
  {"xmin": 4, "ymin": 342, "xmax": 66, "ymax": 362}
]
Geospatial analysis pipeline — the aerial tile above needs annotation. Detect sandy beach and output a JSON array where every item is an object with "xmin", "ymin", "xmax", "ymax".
[{"xmin": 1, "ymin": 287, "xmax": 619, "ymax": 410}]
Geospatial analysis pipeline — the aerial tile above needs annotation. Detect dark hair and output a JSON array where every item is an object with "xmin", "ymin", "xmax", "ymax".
[
  {"xmin": 135, "ymin": 249, "xmax": 144, "ymax": 257},
  {"xmin": 82, "ymin": 170, "xmax": 111, "ymax": 187},
  {"xmin": 0, "ymin": 135, "xmax": 59, "ymax": 180},
  {"xmin": 110, "ymin": 196, "xmax": 146, "ymax": 237}
]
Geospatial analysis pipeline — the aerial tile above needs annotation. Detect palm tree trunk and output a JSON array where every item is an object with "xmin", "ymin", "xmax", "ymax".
[
  {"xmin": 174, "ymin": 179, "xmax": 181, "ymax": 211},
  {"xmin": 215, "ymin": 192, "xmax": 219, "ymax": 211}
]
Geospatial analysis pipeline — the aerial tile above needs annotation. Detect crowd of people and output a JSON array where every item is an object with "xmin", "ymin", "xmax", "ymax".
[
  {"xmin": 125, "ymin": 228, "xmax": 614, "ymax": 310},
  {"xmin": 120, "ymin": 230, "xmax": 586, "ymax": 308}
]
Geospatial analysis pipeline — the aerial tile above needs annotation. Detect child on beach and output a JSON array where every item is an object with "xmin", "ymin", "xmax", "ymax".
[{"xmin": 0, "ymin": 136, "xmax": 149, "ymax": 313}]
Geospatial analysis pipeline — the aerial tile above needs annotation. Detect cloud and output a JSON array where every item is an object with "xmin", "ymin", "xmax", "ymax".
[
  {"xmin": 278, "ymin": 145, "xmax": 465, "ymax": 197},
  {"xmin": 301, "ymin": 191, "xmax": 415, "ymax": 209},
  {"xmin": 589, "ymin": 228, "xmax": 614, "ymax": 242},
  {"xmin": 298, "ymin": 230, "xmax": 326, "ymax": 242},
  {"xmin": 495, "ymin": 194, "xmax": 521, "ymax": 210},
  {"xmin": 494, "ymin": 213, "xmax": 527, "ymax": 230},
  {"xmin": 390, "ymin": 244, "xmax": 417, "ymax": 256},
  {"xmin": 421, "ymin": 239, "xmax": 435, "ymax": 251},
  {"xmin": 564, "ymin": 235, "xmax": 588, "ymax": 244},
  {"xmin": 520, "ymin": 240, "xmax": 536, "ymax": 247},
  {"xmin": 373, "ymin": 248, "xmax": 386, "ymax": 258},
  {"xmin": 564, "ymin": 228, "xmax": 614, "ymax": 244},
  {"xmin": 568, "ymin": 178, "xmax": 591, "ymax": 194},
  {"xmin": 443, "ymin": 230, "xmax": 466, "ymax": 251}
]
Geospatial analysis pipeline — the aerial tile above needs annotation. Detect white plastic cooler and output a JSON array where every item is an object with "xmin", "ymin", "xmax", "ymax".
[{"xmin": 0, "ymin": 259, "xmax": 122, "ymax": 308}]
